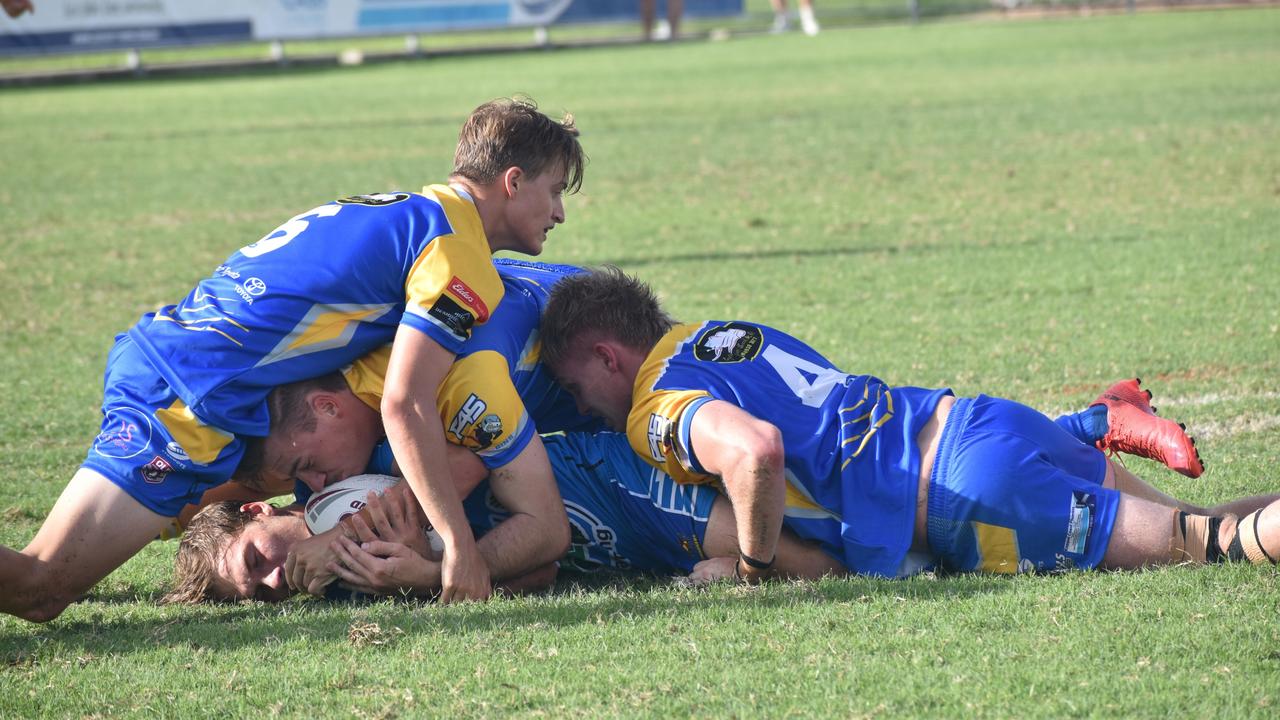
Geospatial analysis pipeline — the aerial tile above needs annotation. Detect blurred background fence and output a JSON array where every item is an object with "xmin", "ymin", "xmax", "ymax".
[{"xmin": 1, "ymin": 0, "xmax": 1271, "ymax": 82}]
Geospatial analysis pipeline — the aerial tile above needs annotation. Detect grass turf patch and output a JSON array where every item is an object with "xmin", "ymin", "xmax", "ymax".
[{"xmin": 2, "ymin": 8, "xmax": 1278, "ymax": 717}]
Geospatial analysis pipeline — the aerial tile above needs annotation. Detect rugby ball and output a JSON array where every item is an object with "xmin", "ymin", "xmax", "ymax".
[{"xmin": 303, "ymin": 474, "xmax": 444, "ymax": 554}]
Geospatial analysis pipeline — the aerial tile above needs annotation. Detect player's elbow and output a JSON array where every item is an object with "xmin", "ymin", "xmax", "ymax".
[
  {"xmin": 379, "ymin": 387, "xmax": 412, "ymax": 421},
  {"xmin": 547, "ymin": 511, "xmax": 572, "ymax": 562},
  {"xmin": 740, "ymin": 422, "xmax": 785, "ymax": 475}
]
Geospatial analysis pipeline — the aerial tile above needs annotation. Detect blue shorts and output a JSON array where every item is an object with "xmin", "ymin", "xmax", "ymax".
[
  {"xmin": 80, "ymin": 335, "xmax": 246, "ymax": 518},
  {"xmin": 927, "ymin": 395, "xmax": 1118, "ymax": 573}
]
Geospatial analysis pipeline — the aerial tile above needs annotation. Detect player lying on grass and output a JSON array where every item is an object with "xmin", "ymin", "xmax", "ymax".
[
  {"xmin": 168, "ymin": 335, "xmax": 1224, "ymax": 602},
  {"xmin": 1, "ymin": 97, "xmax": 584, "ymax": 623},
  {"xmin": 538, "ymin": 267, "xmax": 1280, "ymax": 582},
  {"xmin": 164, "ymin": 431, "xmax": 845, "ymax": 603}
]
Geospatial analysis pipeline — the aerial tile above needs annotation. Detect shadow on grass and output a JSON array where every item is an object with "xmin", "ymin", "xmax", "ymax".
[
  {"xmin": 0, "ymin": 570, "xmax": 1030, "ymax": 658},
  {"xmin": 601, "ymin": 232, "xmax": 1142, "ymax": 269}
]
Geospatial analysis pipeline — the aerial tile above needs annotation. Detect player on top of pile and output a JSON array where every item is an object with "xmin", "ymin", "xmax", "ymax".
[
  {"xmin": 1, "ymin": 97, "xmax": 585, "ymax": 623},
  {"xmin": 538, "ymin": 267, "xmax": 1278, "ymax": 583}
]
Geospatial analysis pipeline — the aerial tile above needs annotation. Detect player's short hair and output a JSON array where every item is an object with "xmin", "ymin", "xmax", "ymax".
[
  {"xmin": 162, "ymin": 501, "xmax": 253, "ymax": 605},
  {"xmin": 234, "ymin": 371, "xmax": 348, "ymax": 487},
  {"xmin": 451, "ymin": 97, "xmax": 585, "ymax": 194},
  {"xmin": 539, "ymin": 266, "xmax": 675, "ymax": 370}
]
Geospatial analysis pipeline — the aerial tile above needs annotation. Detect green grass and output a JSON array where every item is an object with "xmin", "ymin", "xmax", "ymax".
[{"xmin": 3, "ymin": 8, "xmax": 1280, "ymax": 717}]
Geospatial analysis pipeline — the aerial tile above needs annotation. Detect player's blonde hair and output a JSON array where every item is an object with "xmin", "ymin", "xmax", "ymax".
[
  {"xmin": 451, "ymin": 97, "xmax": 585, "ymax": 194},
  {"xmin": 539, "ymin": 266, "xmax": 675, "ymax": 370},
  {"xmin": 162, "ymin": 501, "xmax": 254, "ymax": 605}
]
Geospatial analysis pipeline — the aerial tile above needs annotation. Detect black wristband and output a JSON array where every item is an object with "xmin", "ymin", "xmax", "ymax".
[{"xmin": 739, "ymin": 552, "xmax": 775, "ymax": 571}]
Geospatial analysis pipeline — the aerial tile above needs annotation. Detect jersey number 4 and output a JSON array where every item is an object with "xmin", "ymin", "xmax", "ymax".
[{"xmin": 761, "ymin": 345, "xmax": 849, "ymax": 408}]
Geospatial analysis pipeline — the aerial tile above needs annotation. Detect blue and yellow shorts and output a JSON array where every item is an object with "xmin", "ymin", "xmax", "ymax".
[
  {"xmin": 927, "ymin": 395, "xmax": 1118, "ymax": 573},
  {"xmin": 81, "ymin": 335, "xmax": 246, "ymax": 518}
]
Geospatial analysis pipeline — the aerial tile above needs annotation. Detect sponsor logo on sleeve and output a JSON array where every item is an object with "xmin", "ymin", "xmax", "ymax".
[
  {"xmin": 93, "ymin": 407, "xmax": 154, "ymax": 460},
  {"xmin": 1064, "ymin": 491, "xmax": 1095, "ymax": 555},
  {"xmin": 448, "ymin": 393, "xmax": 488, "ymax": 441},
  {"xmin": 234, "ymin": 277, "xmax": 268, "ymax": 304},
  {"xmin": 427, "ymin": 294, "xmax": 476, "ymax": 340},
  {"xmin": 336, "ymin": 192, "xmax": 411, "ymax": 206},
  {"xmin": 693, "ymin": 322, "xmax": 763, "ymax": 363},
  {"xmin": 446, "ymin": 276, "xmax": 490, "ymax": 324},
  {"xmin": 646, "ymin": 413, "xmax": 673, "ymax": 463},
  {"xmin": 141, "ymin": 456, "xmax": 174, "ymax": 484}
]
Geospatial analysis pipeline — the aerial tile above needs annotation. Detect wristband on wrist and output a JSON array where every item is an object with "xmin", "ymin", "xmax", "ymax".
[{"xmin": 739, "ymin": 552, "xmax": 775, "ymax": 571}]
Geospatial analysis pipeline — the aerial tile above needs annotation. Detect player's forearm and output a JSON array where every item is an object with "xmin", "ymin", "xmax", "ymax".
[
  {"xmin": 382, "ymin": 396, "xmax": 474, "ymax": 550},
  {"xmin": 475, "ymin": 511, "xmax": 570, "ymax": 581},
  {"xmin": 723, "ymin": 462, "xmax": 786, "ymax": 579}
]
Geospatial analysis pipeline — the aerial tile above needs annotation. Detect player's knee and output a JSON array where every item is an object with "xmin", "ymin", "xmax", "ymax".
[{"xmin": 10, "ymin": 563, "xmax": 80, "ymax": 623}]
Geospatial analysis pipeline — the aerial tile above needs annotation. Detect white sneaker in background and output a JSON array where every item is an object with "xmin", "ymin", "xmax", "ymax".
[
  {"xmin": 653, "ymin": 18, "xmax": 673, "ymax": 41},
  {"xmin": 799, "ymin": 7, "xmax": 820, "ymax": 36},
  {"xmin": 770, "ymin": 12, "xmax": 790, "ymax": 34}
]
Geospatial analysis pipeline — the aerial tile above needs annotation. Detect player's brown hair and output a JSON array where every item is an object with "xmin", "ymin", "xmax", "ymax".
[
  {"xmin": 162, "ymin": 501, "xmax": 254, "ymax": 604},
  {"xmin": 539, "ymin": 266, "xmax": 675, "ymax": 370},
  {"xmin": 451, "ymin": 97, "xmax": 585, "ymax": 194},
  {"xmin": 234, "ymin": 371, "xmax": 349, "ymax": 488}
]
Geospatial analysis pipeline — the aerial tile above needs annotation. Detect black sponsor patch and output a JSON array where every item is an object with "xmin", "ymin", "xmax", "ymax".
[
  {"xmin": 693, "ymin": 322, "xmax": 763, "ymax": 363},
  {"xmin": 427, "ymin": 294, "xmax": 475, "ymax": 339},
  {"xmin": 336, "ymin": 192, "xmax": 411, "ymax": 206}
]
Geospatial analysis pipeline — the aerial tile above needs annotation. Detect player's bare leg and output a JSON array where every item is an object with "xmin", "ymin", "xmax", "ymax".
[
  {"xmin": 1103, "ymin": 460, "xmax": 1280, "ymax": 517},
  {"xmin": 1, "ymin": 468, "xmax": 172, "ymax": 623},
  {"xmin": 1092, "ymin": 378, "xmax": 1204, "ymax": 478},
  {"xmin": 1102, "ymin": 491, "xmax": 1280, "ymax": 569}
]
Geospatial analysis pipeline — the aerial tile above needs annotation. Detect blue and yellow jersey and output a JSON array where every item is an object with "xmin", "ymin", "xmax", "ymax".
[
  {"xmin": 627, "ymin": 320, "xmax": 952, "ymax": 577},
  {"xmin": 126, "ymin": 187, "xmax": 503, "ymax": 437},
  {"xmin": 340, "ymin": 260, "xmax": 598, "ymax": 469},
  {"xmin": 462, "ymin": 431, "xmax": 716, "ymax": 574}
]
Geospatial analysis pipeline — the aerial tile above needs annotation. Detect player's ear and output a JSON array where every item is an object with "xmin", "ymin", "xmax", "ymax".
[
  {"xmin": 240, "ymin": 501, "xmax": 278, "ymax": 516},
  {"xmin": 309, "ymin": 392, "xmax": 339, "ymax": 418},
  {"xmin": 595, "ymin": 342, "xmax": 619, "ymax": 371},
  {"xmin": 500, "ymin": 166, "xmax": 523, "ymax": 198}
]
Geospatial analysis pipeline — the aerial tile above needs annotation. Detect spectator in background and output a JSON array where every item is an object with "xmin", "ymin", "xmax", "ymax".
[
  {"xmin": 641, "ymin": 0, "xmax": 682, "ymax": 41},
  {"xmin": 771, "ymin": 0, "xmax": 820, "ymax": 36},
  {"xmin": 3, "ymin": 0, "xmax": 34, "ymax": 19}
]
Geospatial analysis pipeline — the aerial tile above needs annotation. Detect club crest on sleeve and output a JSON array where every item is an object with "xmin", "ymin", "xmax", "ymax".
[
  {"xmin": 335, "ymin": 193, "xmax": 410, "ymax": 206},
  {"xmin": 472, "ymin": 414, "xmax": 504, "ymax": 450},
  {"xmin": 694, "ymin": 322, "xmax": 763, "ymax": 363},
  {"xmin": 93, "ymin": 406, "xmax": 153, "ymax": 460},
  {"xmin": 141, "ymin": 455, "xmax": 174, "ymax": 484}
]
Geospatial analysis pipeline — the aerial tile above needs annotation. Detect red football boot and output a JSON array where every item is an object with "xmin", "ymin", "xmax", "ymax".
[{"xmin": 1091, "ymin": 378, "xmax": 1204, "ymax": 478}]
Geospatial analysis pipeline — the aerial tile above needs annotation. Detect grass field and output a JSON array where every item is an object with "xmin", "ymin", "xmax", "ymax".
[{"xmin": 2, "ymin": 8, "xmax": 1279, "ymax": 717}]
